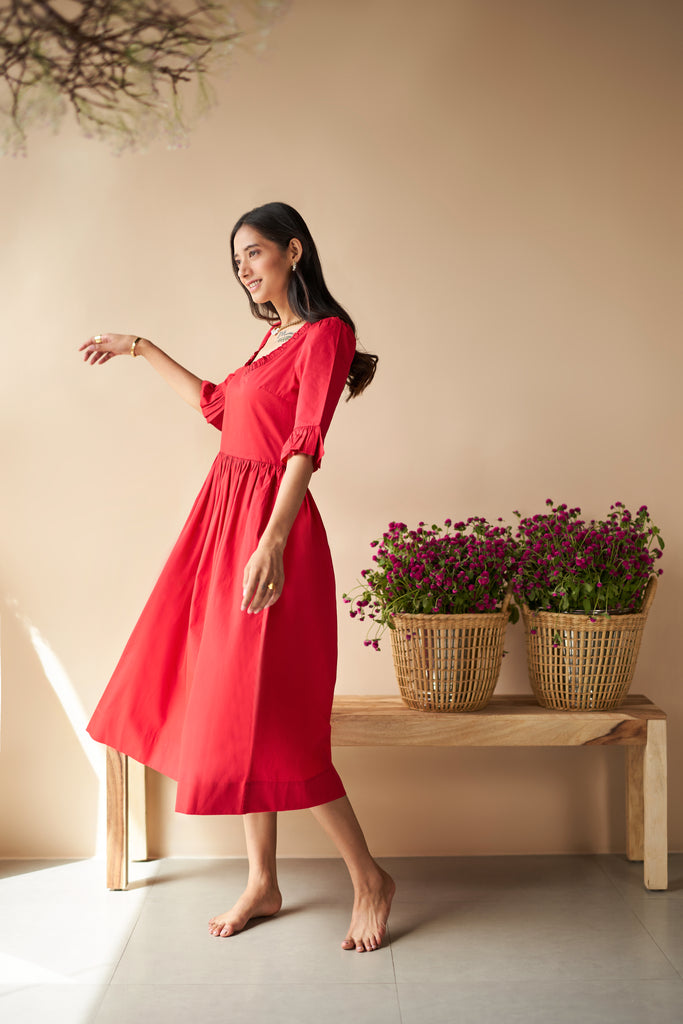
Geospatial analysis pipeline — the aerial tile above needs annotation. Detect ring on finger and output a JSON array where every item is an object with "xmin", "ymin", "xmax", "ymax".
[{"xmin": 94, "ymin": 335, "xmax": 103, "ymax": 343}]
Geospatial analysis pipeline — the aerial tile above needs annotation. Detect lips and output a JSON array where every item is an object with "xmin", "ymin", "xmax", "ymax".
[{"xmin": 246, "ymin": 279, "xmax": 262, "ymax": 293}]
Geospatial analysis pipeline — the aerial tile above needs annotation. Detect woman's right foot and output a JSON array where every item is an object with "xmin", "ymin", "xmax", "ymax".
[
  {"xmin": 341, "ymin": 867, "xmax": 396, "ymax": 952},
  {"xmin": 208, "ymin": 884, "xmax": 282, "ymax": 937}
]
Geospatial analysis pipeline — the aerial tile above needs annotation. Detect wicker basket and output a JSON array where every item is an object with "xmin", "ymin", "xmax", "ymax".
[
  {"xmin": 389, "ymin": 592, "xmax": 512, "ymax": 712},
  {"xmin": 522, "ymin": 577, "xmax": 657, "ymax": 710}
]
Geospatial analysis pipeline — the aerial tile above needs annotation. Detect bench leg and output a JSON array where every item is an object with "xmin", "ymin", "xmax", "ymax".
[
  {"xmin": 106, "ymin": 748, "xmax": 128, "ymax": 891},
  {"xmin": 626, "ymin": 746, "xmax": 644, "ymax": 862},
  {"xmin": 128, "ymin": 758, "xmax": 148, "ymax": 863},
  {"xmin": 643, "ymin": 719, "xmax": 668, "ymax": 891}
]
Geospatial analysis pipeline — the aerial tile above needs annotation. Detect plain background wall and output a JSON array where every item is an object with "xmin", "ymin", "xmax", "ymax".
[{"xmin": 1, "ymin": 0, "xmax": 681, "ymax": 860}]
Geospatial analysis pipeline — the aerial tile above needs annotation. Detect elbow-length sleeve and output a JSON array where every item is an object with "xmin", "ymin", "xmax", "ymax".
[
  {"xmin": 280, "ymin": 318, "xmax": 356, "ymax": 471},
  {"xmin": 200, "ymin": 375, "xmax": 232, "ymax": 431}
]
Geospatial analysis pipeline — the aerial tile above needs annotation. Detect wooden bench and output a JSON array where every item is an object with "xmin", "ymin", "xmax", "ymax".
[{"xmin": 105, "ymin": 693, "xmax": 668, "ymax": 891}]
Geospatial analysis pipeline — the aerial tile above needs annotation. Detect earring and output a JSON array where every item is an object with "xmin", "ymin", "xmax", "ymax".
[{"xmin": 292, "ymin": 262, "xmax": 297, "ymax": 272}]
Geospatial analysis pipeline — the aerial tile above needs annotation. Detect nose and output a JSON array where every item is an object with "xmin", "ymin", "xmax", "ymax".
[{"xmin": 239, "ymin": 257, "xmax": 251, "ymax": 279}]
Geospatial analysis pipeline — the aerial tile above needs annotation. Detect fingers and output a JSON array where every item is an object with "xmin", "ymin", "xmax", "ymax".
[
  {"xmin": 80, "ymin": 334, "xmax": 112, "ymax": 364},
  {"xmin": 241, "ymin": 563, "xmax": 283, "ymax": 614},
  {"xmin": 80, "ymin": 333, "xmax": 136, "ymax": 363},
  {"xmin": 242, "ymin": 577, "xmax": 282, "ymax": 614}
]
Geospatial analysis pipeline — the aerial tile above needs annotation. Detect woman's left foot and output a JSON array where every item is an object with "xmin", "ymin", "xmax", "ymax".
[
  {"xmin": 208, "ymin": 883, "xmax": 282, "ymax": 937},
  {"xmin": 341, "ymin": 867, "xmax": 395, "ymax": 952}
]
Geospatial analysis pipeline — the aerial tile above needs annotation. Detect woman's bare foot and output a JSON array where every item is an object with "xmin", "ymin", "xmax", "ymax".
[
  {"xmin": 341, "ymin": 867, "xmax": 395, "ymax": 952},
  {"xmin": 208, "ymin": 884, "xmax": 282, "ymax": 937}
]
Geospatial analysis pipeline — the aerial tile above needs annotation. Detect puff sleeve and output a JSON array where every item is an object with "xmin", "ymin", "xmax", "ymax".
[
  {"xmin": 280, "ymin": 318, "xmax": 356, "ymax": 471},
  {"xmin": 200, "ymin": 375, "xmax": 233, "ymax": 431}
]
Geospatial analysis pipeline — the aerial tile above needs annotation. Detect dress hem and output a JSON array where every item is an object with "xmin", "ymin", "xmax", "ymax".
[
  {"xmin": 86, "ymin": 731, "xmax": 345, "ymax": 816},
  {"xmin": 176, "ymin": 765, "xmax": 346, "ymax": 815}
]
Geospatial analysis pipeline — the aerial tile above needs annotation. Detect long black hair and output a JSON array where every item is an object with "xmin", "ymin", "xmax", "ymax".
[{"xmin": 230, "ymin": 202, "xmax": 377, "ymax": 398}]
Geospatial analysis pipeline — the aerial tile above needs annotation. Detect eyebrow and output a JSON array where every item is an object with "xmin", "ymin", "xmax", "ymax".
[{"xmin": 233, "ymin": 241, "xmax": 261, "ymax": 259}]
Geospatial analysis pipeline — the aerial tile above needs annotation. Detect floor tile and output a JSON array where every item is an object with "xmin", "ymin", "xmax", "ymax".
[
  {"xmin": 0, "ymin": 862, "xmax": 151, "ymax": 985},
  {"xmin": 389, "ymin": 898, "xmax": 678, "ymax": 982},
  {"xmin": 110, "ymin": 897, "xmax": 395, "ymax": 986},
  {"xmin": 0, "ymin": 983, "xmax": 107, "ymax": 1024},
  {"xmin": 95, "ymin": 983, "xmax": 402, "ymax": 1024},
  {"xmin": 629, "ymin": 900, "xmax": 683, "ymax": 976},
  {"xmin": 0, "ymin": 858, "xmax": 159, "ymax": 901},
  {"xmin": 597, "ymin": 854, "xmax": 683, "ymax": 904},
  {"xmin": 0, "ymin": 860, "xmax": 78, "ymax": 881},
  {"xmin": 147, "ymin": 856, "xmax": 352, "ymax": 903},
  {"xmin": 383, "ymin": 854, "xmax": 620, "ymax": 905},
  {"xmin": 397, "ymin": 979, "xmax": 683, "ymax": 1024}
]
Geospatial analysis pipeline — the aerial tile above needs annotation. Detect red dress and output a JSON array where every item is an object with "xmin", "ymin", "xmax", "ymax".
[{"xmin": 87, "ymin": 317, "xmax": 355, "ymax": 814}]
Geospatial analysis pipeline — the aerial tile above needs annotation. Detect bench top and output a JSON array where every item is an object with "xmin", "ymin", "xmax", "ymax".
[{"xmin": 330, "ymin": 694, "xmax": 665, "ymax": 747}]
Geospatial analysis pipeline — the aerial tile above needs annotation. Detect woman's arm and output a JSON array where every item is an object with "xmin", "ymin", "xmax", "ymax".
[
  {"xmin": 241, "ymin": 453, "xmax": 314, "ymax": 614},
  {"xmin": 79, "ymin": 333, "xmax": 203, "ymax": 411}
]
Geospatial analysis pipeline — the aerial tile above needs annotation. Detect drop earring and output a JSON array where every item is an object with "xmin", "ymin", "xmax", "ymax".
[{"xmin": 292, "ymin": 262, "xmax": 297, "ymax": 272}]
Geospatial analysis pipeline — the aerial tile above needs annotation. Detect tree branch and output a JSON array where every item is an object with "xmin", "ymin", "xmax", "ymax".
[{"xmin": 0, "ymin": 0, "xmax": 281, "ymax": 154}]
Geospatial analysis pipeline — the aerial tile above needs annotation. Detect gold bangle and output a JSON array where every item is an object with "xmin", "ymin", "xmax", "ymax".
[{"xmin": 131, "ymin": 337, "xmax": 141, "ymax": 357}]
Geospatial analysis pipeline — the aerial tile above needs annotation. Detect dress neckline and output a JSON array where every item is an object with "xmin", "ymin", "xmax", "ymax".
[{"xmin": 245, "ymin": 321, "xmax": 311, "ymax": 371}]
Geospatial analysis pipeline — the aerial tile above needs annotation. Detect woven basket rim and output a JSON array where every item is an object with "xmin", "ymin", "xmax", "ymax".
[
  {"xmin": 391, "ymin": 608, "xmax": 510, "ymax": 629},
  {"xmin": 521, "ymin": 603, "xmax": 650, "ymax": 630},
  {"xmin": 519, "ymin": 575, "xmax": 657, "ymax": 629}
]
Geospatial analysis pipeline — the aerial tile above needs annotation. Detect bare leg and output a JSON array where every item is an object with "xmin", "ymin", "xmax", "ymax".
[
  {"xmin": 208, "ymin": 812, "xmax": 283, "ymax": 937},
  {"xmin": 310, "ymin": 795, "xmax": 395, "ymax": 953}
]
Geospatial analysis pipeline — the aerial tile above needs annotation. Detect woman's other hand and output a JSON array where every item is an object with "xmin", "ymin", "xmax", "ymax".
[
  {"xmin": 241, "ymin": 543, "xmax": 284, "ymax": 614},
  {"xmin": 79, "ymin": 333, "xmax": 139, "ymax": 365}
]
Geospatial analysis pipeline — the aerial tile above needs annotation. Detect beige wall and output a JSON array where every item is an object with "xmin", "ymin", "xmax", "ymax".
[{"xmin": 1, "ymin": 0, "xmax": 681, "ymax": 860}]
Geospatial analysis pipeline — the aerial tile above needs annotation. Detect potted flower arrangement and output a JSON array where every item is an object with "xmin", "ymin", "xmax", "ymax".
[
  {"xmin": 344, "ymin": 518, "xmax": 519, "ymax": 712},
  {"xmin": 512, "ymin": 501, "xmax": 664, "ymax": 710}
]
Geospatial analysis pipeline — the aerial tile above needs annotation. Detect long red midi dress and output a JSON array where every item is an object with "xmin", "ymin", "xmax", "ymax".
[{"xmin": 87, "ymin": 316, "xmax": 355, "ymax": 815}]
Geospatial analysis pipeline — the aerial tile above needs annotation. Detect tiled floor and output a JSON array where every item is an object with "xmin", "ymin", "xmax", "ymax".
[{"xmin": 1, "ymin": 854, "xmax": 683, "ymax": 1023}]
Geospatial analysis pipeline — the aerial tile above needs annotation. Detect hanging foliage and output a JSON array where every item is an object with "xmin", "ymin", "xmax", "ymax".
[{"xmin": 0, "ymin": 1, "xmax": 282, "ymax": 155}]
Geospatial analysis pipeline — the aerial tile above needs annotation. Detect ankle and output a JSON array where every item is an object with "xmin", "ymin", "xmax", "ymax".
[
  {"xmin": 351, "ymin": 862, "xmax": 386, "ymax": 894},
  {"xmin": 246, "ymin": 871, "xmax": 280, "ymax": 893}
]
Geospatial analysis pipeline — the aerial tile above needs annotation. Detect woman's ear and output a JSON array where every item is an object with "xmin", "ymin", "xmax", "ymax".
[{"xmin": 289, "ymin": 237, "xmax": 303, "ymax": 263}]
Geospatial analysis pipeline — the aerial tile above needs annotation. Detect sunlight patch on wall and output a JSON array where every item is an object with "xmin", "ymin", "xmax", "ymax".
[{"xmin": 5, "ymin": 600, "xmax": 106, "ymax": 856}]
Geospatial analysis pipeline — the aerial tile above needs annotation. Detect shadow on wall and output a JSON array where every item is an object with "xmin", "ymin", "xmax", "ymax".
[{"xmin": 0, "ymin": 597, "xmax": 102, "ymax": 858}]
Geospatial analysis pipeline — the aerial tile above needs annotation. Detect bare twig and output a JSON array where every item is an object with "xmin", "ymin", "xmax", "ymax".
[{"xmin": 0, "ymin": 1, "xmax": 281, "ymax": 154}]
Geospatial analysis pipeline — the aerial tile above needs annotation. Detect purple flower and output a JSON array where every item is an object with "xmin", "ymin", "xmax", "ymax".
[
  {"xmin": 345, "ymin": 515, "xmax": 520, "ymax": 648},
  {"xmin": 512, "ymin": 499, "xmax": 663, "ymax": 615}
]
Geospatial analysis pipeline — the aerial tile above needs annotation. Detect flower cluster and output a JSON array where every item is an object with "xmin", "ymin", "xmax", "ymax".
[
  {"xmin": 511, "ymin": 501, "xmax": 664, "ymax": 615},
  {"xmin": 343, "ymin": 518, "xmax": 519, "ymax": 650}
]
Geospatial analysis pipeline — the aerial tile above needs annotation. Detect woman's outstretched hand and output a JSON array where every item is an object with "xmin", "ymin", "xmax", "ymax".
[
  {"xmin": 79, "ymin": 333, "xmax": 139, "ymax": 365},
  {"xmin": 241, "ymin": 542, "xmax": 284, "ymax": 614}
]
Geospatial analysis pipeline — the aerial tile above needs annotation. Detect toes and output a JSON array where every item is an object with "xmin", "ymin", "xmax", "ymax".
[
  {"xmin": 209, "ymin": 919, "xmax": 235, "ymax": 937},
  {"xmin": 343, "ymin": 933, "xmax": 384, "ymax": 952}
]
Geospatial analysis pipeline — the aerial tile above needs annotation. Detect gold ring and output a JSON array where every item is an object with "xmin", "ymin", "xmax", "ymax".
[
  {"xmin": 94, "ymin": 335, "xmax": 103, "ymax": 343},
  {"xmin": 267, "ymin": 582, "xmax": 275, "ymax": 591}
]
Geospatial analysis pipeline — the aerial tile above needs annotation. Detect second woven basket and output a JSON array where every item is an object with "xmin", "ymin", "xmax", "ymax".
[{"xmin": 521, "ymin": 577, "xmax": 657, "ymax": 710}]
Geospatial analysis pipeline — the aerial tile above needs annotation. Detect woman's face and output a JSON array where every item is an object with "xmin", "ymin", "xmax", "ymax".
[{"xmin": 233, "ymin": 226, "xmax": 291, "ymax": 308}]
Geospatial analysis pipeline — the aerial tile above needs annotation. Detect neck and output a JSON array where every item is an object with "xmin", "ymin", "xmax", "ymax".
[{"xmin": 273, "ymin": 300, "xmax": 296, "ymax": 326}]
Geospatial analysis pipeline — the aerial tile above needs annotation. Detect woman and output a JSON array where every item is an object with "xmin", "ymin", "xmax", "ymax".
[{"xmin": 81, "ymin": 202, "xmax": 395, "ymax": 952}]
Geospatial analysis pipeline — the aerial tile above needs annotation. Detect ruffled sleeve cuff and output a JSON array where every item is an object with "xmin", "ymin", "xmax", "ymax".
[
  {"xmin": 280, "ymin": 424, "xmax": 325, "ymax": 471},
  {"xmin": 200, "ymin": 380, "xmax": 225, "ymax": 431}
]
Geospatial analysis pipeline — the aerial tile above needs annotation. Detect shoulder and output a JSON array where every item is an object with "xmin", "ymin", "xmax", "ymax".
[{"xmin": 304, "ymin": 317, "xmax": 356, "ymax": 353}]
